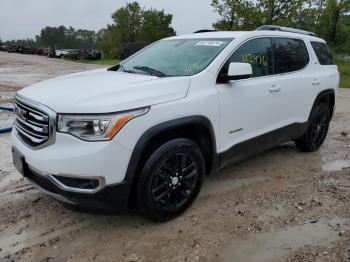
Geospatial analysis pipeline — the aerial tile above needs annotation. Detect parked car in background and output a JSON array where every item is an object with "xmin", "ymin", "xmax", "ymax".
[
  {"xmin": 55, "ymin": 49, "xmax": 72, "ymax": 58},
  {"xmin": 8, "ymin": 46, "xmax": 19, "ymax": 53},
  {"xmin": 35, "ymin": 48, "xmax": 50, "ymax": 56},
  {"xmin": 63, "ymin": 49, "xmax": 101, "ymax": 60},
  {"xmin": 12, "ymin": 26, "xmax": 339, "ymax": 221},
  {"xmin": 0, "ymin": 45, "xmax": 9, "ymax": 52},
  {"xmin": 21, "ymin": 46, "xmax": 36, "ymax": 54}
]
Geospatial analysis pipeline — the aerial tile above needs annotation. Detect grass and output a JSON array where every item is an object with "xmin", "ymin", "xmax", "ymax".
[
  {"xmin": 336, "ymin": 58, "xmax": 350, "ymax": 88},
  {"xmin": 69, "ymin": 59, "xmax": 120, "ymax": 66}
]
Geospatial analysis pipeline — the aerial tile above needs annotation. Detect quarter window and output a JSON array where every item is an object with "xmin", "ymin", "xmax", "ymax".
[
  {"xmin": 311, "ymin": 41, "xmax": 334, "ymax": 65},
  {"xmin": 272, "ymin": 38, "xmax": 310, "ymax": 73},
  {"xmin": 223, "ymin": 38, "xmax": 274, "ymax": 78}
]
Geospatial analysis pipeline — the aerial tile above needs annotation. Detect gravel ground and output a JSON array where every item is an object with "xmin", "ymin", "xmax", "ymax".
[{"xmin": 0, "ymin": 52, "xmax": 349, "ymax": 262}]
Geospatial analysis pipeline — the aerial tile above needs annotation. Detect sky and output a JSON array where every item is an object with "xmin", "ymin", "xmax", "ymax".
[{"xmin": 0, "ymin": 0, "xmax": 219, "ymax": 41}]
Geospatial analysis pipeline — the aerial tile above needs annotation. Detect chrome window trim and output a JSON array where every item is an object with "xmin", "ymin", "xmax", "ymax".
[
  {"xmin": 14, "ymin": 94, "xmax": 56, "ymax": 150},
  {"xmin": 215, "ymin": 35, "xmax": 312, "ymax": 83}
]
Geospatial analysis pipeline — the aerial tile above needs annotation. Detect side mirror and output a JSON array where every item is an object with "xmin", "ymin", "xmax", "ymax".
[{"xmin": 219, "ymin": 62, "xmax": 253, "ymax": 82}]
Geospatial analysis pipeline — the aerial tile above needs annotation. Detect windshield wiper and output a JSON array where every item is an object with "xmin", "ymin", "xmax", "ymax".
[
  {"xmin": 120, "ymin": 64, "xmax": 136, "ymax": 74},
  {"xmin": 107, "ymin": 64, "xmax": 136, "ymax": 74},
  {"xmin": 133, "ymin": 66, "xmax": 167, "ymax": 77}
]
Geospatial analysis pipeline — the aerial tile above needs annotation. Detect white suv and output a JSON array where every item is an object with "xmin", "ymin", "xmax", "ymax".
[{"xmin": 12, "ymin": 26, "xmax": 339, "ymax": 221}]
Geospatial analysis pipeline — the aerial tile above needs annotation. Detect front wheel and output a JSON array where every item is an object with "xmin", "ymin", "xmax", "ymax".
[
  {"xmin": 295, "ymin": 103, "xmax": 331, "ymax": 152},
  {"xmin": 137, "ymin": 138, "xmax": 205, "ymax": 222}
]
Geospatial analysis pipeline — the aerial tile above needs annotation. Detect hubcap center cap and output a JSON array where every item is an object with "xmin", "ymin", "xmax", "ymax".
[{"xmin": 172, "ymin": 177, "xmax": 179, "ymax": 185}]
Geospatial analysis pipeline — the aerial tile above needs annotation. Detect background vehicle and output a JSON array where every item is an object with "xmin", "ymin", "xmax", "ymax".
[
  {"xmin": 11, "ymin": 26, "xmax": 339, "ymax": 221},
  {"xmin": 54, "ymin": 49, "xmax": 72, "ymax": 58},
  {"xmin": 63, "ymin": 49, "xmax": 101, "ymax": 60}
]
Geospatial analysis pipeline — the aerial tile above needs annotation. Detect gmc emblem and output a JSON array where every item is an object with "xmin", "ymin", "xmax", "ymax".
[{"xmin": 15, "ymin": 106, "xmax": 27, "ymax": 121}]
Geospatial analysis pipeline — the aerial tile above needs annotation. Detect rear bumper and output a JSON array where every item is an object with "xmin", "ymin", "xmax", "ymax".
[{"xmin": 24, "ymin": 163, "xmax": 131, "ymax": 210}]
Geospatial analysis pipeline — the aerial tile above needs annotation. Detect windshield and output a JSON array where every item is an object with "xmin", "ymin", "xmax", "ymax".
[{"xmin": 121, "ymin": 38, "xmax": 233, "ymax": 77}]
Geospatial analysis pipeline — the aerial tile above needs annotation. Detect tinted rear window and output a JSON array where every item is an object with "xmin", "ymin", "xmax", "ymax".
[
  {"xmin": 272, "ymin": 38, "xmax": 310, "ymax": 74},
  {"xmin": 311, "ymin": 41, "xmax": 334, "ymax": 65}
]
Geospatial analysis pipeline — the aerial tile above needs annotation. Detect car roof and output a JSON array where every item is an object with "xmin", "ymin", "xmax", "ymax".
[{"xmin": 165, "ymin": 30, "xmax": 326, "ymax": 43}]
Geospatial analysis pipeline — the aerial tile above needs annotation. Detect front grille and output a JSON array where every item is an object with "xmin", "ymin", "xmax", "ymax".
[{"xmin": 14, "ymin": 96, "xmax": 53, "ymax": 148}]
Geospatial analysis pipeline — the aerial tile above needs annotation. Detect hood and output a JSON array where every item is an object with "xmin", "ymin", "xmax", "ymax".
[{"xmin": 18, "ymin": 69, "xmax": 190, "ymax": 113}]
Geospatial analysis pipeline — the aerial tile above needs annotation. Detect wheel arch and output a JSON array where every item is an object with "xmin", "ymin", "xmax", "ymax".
[
  {"xmin": 309, "ymin": 89, "xmax": 335, "ymax": 120},
  {"xmin": 123, "ymin": 115, "xmax": 217, "ymax": 207}
]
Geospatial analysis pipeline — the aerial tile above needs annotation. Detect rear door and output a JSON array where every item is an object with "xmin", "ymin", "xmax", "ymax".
[
  {"xmin": 310, "ymin": 41, "xmax": 339, "ymax": 92},
  {"xmin": 270, "ymin": 37, "xmax": 314, "ymax": 125}
]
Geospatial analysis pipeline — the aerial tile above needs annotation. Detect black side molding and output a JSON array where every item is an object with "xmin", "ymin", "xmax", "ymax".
[{"xmin": 217, "ymin": 122, "xmax": 309, "ymax": 169}]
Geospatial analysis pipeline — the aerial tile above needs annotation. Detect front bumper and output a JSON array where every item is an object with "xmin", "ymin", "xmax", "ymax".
[
  {"xmin": 11, "ymin": 127, "xmax": 134, "ymax": 210},
  {"xmin": 22, "ymin": 160, "xmax": 131, "ymax": 210},
  {"xmin": 11, "ymin": 130, "xmax": 132, "ymax": 186}
]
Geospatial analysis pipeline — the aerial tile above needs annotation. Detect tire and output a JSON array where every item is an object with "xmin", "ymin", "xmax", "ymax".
[
  {"xmin": 295, "ymin": 103, "xmax": 331, "ymax": 152},
  {"xmin": 137, "ymin": 138, "xmax": 205, "ymax": 222}
]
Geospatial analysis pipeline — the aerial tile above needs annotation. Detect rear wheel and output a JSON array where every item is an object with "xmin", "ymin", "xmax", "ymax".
[
  {"xmin": 295, "ymin": 103, "xmax": 331, "ymax": 152},
  {"xmin": 137, "ymin": 138, "xmax": 205, "ymax": 221}
]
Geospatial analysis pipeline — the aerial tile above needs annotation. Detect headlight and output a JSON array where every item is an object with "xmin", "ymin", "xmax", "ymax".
[{"xmin": 57, "ymin": 107, "xmax": 150, "ymax": 141}]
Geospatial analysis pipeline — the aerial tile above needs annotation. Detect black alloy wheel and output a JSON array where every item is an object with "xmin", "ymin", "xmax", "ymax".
[
  {"xmin": 310, "ymin": 109, "xmax": 329, "ymax": 146},
  {"xmin": 137, "ymin": 138, "xmax": 205, "ymax": 221},
  {"xmin": 295, "ymin": 103, "xmax": 331, "ymax": 152},
  {"xmin": 151, "ymin": 153, "xmax": 198, "ymax": 212}
]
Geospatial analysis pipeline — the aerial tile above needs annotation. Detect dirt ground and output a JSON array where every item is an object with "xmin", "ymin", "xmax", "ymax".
[{"xmin": 0, "ymin": 52, "xmax": 349, "ymax": 262}]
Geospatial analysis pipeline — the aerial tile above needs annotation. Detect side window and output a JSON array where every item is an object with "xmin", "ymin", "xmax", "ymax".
[
  {"xmin": 311, "ymin": 41, "xmax": 335, "ymax": 65},
  {"xmin": 272, "ymin": 38, "xmax": 310, "ymax": 73},
  {"xmin": 223, "ymin": 38, "xmax": 274, "ymax": 78}
]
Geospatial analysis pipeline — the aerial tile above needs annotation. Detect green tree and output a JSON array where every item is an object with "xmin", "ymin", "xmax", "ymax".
[
  {"xmin": 336, "ymin": 15, "xmax": 350, "ymax": 52},
  {"xmin": 4, "ymin": 38, "xmax": 37, "ymax": 47},
  {"xmin": 36, "ymin": 26, "xmax": 67, "ymax": 48},
  {"xmin": 111, "ymin": 2, "xmax": 143, "ymax": 43},
  {"xmin": 76, "ymin": 29, "xmax": 96, "ymax": 49},
  {"xmin": 292, "ymin": 0, "xmax": 326, "ymax": 32},
  {"xmin": 211, "ymin": 0, "xmax": 306, "ymax": 30},
  {"xmin": 138, "ymin": 9, "xmax": 176, "ymax": 42},
  {"xmin": 211, "ymin": 0, "xmax": 350, "ymax": 52},
  {"xmin": 320, "ymin": 0, "xmax": 350, "ymax": 44},
  {"xmin": 65, "ymin": 26, "xmax": 78, "ymax": 48},
  {"xmin": 98, "ymin": 2, "xmax": 176, "ymax": 58},
  {"xmin": 257, "ymin": 0, "xmax": 304, "ymax": 26},
  {"xmin": 96, "ymin": 27, "xmax": 123, "ymax": 58},
  {"xmin": 211, "ymin": 0, "xmax": 259, "ymax": 30},
  {"xmin": 35, "ymin": 26, "xmax": 98, "ymax": 49}
]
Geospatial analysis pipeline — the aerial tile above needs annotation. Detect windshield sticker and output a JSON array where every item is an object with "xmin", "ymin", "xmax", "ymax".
[{"xmin": 196, "ymin": 41, "xmax": 224, "ymax": 47}]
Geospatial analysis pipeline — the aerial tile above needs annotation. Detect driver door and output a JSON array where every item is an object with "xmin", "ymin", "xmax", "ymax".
[{"xmin": 216, "ymin": 37, "xmax": 283, "ymax": 156}]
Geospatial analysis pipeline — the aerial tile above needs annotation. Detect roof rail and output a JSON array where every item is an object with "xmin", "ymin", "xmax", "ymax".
[
  {"xmin": 256, "ymin": 25, "xmax": 317, "ymax": 37},
  {"xmin": 193, "ymin": 29, "xmax": 218, "ymax": 34}
]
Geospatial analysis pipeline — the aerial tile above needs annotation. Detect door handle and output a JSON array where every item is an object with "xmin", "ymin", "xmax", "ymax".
[
  {"xmin": 312, "ymin": 79, "xmax": 321, "ymax": 85},
  {"xmin": 269, "ymin": 86, "xmax": 281, "ymax": 93}
]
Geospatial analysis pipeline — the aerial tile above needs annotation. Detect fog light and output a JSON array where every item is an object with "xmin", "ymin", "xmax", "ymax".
[{"xmin": 52, "ymin": 175, "xmax": 100, "ymax": 190}]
